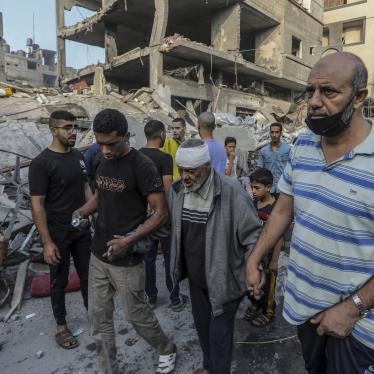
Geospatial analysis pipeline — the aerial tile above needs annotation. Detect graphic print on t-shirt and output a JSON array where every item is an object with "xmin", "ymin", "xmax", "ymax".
[{"xmin": 96, "ymin": 175, "xmax": 126, "ymax": 192}]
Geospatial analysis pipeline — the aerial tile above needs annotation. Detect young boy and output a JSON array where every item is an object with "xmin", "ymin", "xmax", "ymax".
[{"xmin": 244, "ymin": 167, "xmax": 282, "ymax": 326}]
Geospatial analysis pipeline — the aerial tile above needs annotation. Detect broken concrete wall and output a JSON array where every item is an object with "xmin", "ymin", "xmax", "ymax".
[
  {"xmin": 211, "ymin": 4, "xmax": 241, "ymax": 52},
  {"xmin": 243, "ymin": 0, "xmax": 283, "ymax": 21},
  {"xmin": 255, "ymin": 25, "xmax": 282, "ymax": 74},
  {"xmin": 309, "ymin": 0, "xmax": 324, "ymax": 21},
  {"xmin": 283, "ymin": 1, "xmax": 322, "ymax": 66}
]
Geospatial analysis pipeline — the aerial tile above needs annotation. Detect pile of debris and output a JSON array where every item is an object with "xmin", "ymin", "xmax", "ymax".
[{"xmin": 0, "ymin": 74, "xmax": 310, "ymax": 323}]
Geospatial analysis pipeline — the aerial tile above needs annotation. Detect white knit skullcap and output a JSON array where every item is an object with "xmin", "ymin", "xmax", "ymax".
[{"xmin": 175, "ymin": 143, "xmax": 211, "ymax": 168}]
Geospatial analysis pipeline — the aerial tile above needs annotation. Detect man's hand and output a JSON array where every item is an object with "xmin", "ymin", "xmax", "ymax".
[
  {"xmin": 228, "ymin": 151, "xmax": 236, "ymax": 162},
  {"xmin": 72, "ymin": 210, "xmax": 81, "ymax": 220},
  {"xmin": 246, "ymin": 259, "xmax": 264, "ymax": 300},
  {"xmin": 104, "ymin": 236, "xmax": 132, "ymax": 261},
  {"xmin": 269, "ymin": 258, "xmax": 278, "ymax": 274},
  {"xmin": 43, "ymin": 241, "xmax": 61, "ymax": 265},
  {"xmin": 310, "ymin": 299, "xmax": 360, "ymax": 338}
]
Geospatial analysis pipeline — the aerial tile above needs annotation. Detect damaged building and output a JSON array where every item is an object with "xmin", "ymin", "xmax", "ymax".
[
  {"xmin": 56, "ymin": 0, "xmax": 324, "ymax": 116},
  {"xmin": 0, "ymin": 12, "xmax": 59, "ymax": 88},
  {"xmin": 323, "ymin": 0, "xmax": 374, "ymax": 117}
]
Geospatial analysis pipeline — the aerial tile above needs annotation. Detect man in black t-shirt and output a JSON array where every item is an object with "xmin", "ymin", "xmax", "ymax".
[
  {"xmin": 76, "ymin": 109, "xmax": 176, "ymax": 374},
  {"xmin": 140, "ymin": 120, "xmax": 185, "ymax": 312},
  {"xmin": 29, "ymin": 110, "xmax": 92, "ymax": 350}
]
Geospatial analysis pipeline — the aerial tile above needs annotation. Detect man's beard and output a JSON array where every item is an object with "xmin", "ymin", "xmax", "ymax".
[{"xmin": 184, "ymin": 169, "xmax": 209, "ymax": 193}]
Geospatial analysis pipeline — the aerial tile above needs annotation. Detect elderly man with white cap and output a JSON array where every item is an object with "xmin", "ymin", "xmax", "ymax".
[{"xmin": 166, "ymin": 139, "xmax": 261, "ymax": 374}]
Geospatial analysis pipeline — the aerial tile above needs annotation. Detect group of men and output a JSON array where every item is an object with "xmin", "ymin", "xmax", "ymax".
[{"xmin": 28, "ymin": 51, "xmax": 373, "ymax": 374}]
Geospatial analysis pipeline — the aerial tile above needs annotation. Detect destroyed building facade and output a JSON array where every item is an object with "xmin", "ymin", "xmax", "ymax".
[
  {"xmin": 56, "ymin": 0, "xmax": 324, "ymax": 115},
  {"xmin": 323, "ymin": 0, "xmax": 374, "ymax": 116},
  {"xmin": 0, "ymin": 12, "xmax": 58, "ymax": 88}
]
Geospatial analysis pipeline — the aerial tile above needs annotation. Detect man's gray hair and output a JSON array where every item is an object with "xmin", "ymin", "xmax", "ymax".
[
  {"xmin": 350, "ymin": 53, "xmax": 368, "ymax": 94},
  {"xmin": 180, "ymin": 138, "xmax": 205, "ymax": 148},
  {"xmin": 198, "ymin": 112, "xmax": 216, "ymax": 131}
]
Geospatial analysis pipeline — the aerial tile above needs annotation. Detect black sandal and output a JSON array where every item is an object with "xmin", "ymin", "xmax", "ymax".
[
  {"xmin": 250, "ymin": 313, "xmax": 274, "ymax": 327},
  {"xmin": 55, "ymin": 329, "xmax": 79, "ymax": 349}
]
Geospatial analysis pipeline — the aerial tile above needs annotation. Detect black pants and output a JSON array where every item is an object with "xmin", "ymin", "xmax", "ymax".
[
  {"xmin": 297, "ymin": 320, "xmax": 374, "ymax": 374},
  {"xmin": 144, "ymin": 236, "xmax": 180, "ymax": 305},
  {"xmin": 49, "ymin": 228, "xmax": 91, "ymax": 326},
  {"xmin": 189, "ymin": 280, "xmax": 241, "ymax": 374}
]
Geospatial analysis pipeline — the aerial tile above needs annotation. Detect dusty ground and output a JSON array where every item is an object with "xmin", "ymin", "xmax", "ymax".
[{"xmin": 0, "ymin": 255, "xmax": 305, "ymax": 374}]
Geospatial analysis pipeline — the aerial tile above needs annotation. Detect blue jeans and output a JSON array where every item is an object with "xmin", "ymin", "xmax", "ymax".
[{"xmin": 144, "ymin": 236, "xmax": 180, "ymax": 305}]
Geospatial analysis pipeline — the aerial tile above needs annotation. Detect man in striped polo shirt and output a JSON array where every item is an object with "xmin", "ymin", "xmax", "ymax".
[{"xmin": 247, "ymin": 52, "xmax": 374, "ymax": 373}]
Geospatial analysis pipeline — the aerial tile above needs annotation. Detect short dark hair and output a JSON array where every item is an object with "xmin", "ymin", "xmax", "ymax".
[
  {"xmin": 93, "ymin": 109, "xmax": 128, "ymax": 136},
  {"xmin": 224, "ymin": 136, "xmax": 236, "ymax": 146},
  {"xmin": 180, "ymin": 138, "xmax": 205, "ymax": 148},
  {"xmin": 198, "ymin": 112, "xmax": 216, "ymax": 131},
  {"xmin": 270, "ymin": 122, "xmax": 282, "ymax": 131},
  {"xmin": 250, "ymin": 168, "xmax": 273, "ymax": 187},
  {"xmin": 172, "ymin": 117, "xmax": 186, "ymax": 127},
  {"xmin": 144, "ymin": 119, "xmax": 165, "ymax": 139},
  {"xmin": 49, "ymin": 110, "xmax": 75, "ymax": 127}
]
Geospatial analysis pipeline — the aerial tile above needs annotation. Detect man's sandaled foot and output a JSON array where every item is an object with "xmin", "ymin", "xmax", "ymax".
[
  {"xmin": 156, "ymin": 344, "xmax": 177, "ymax": 373},
  {"xmin": 250, "ymin": 313, "xmax": 274, "ymax": 327},
  {"xmin": 170, "ymin": 294, "xmax": 188, "ymax": 312},
  {"xmin": 55, "ymin": 328, "xmax": 79, "ymax": 349}
]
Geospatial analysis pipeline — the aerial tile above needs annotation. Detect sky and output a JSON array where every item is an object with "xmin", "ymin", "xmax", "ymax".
[{"xmin": 0, "ymin": 0, "xmax": 104, "ymax": 69}]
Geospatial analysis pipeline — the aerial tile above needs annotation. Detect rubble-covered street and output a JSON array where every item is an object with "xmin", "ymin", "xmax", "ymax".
[
  {"xmin": 1, "ymin": 0, "xmax": 373, "ymax": 373},
  {"xmin": 1, "ymin": 256, "xmax": 305, "ymax": 374}
]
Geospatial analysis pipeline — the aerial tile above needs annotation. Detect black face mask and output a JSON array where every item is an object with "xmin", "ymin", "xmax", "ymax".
[{"xmin": 305, "ymin": 98, "xmax": 355, "ymax": 137}]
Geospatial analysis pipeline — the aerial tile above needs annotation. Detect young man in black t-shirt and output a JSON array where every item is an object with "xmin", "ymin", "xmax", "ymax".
[
  {"xmin": 29, "ymin": 110, "xmax": 92, "ymax": 349},
  {"xmin": 140, "ymin": 120, "xmax": 185, "ymax": 311},
  {"xmin": 76, "ymin": 109, "xmax": 176, "ymax": 374}
]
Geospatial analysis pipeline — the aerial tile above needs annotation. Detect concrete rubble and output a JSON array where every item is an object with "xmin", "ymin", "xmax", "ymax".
[
  {"xmin": 0, "ymin": 80, "xmax": 308, "ymax": 373},
  {"xmin": 0, "ymin": 0, "xmax": 336, "ymax": 371}
]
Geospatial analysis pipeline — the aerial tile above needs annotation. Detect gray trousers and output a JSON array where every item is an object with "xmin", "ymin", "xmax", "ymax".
[{"xmin": 88, "ymin": 254, "xmax": 170, "ymax": 374}]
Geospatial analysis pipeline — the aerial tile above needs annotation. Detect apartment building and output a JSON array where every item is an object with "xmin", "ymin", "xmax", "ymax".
[
  {"xmin": 323, "ymin": 0, "xmax": 374, "ymax": 101},
  {"xmin": 56, "ymin": 0, "xmax": 324, "ymax": 114},
  {"xmin": 0, "ymin": 12, "xmax": 58, "ymax": 87}
]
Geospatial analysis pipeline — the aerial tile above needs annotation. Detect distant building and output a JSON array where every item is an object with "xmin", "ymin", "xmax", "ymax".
[
  {"xmin": 323, "ymin": 0, "xmax": 374, "ymax": 97},
  {"xmin": 56, "ymin": 0, "xmax": 324, "ymax": 113},
  {"xmin": 0, "ymin": 12, "xmax": 58, "ymax": 87}
]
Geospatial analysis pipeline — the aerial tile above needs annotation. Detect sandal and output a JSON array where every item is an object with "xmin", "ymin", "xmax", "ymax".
[
  {"xmin": 243, "ymin": 305, "xmax": 262, "ymax": 321},
  {"xmin": 55, "ymin": 328, "xmax": 79, "ymax": 349},
  {"xmin": 156, "ymin": 345, "xmax": 177, "ymax": 373},
  {"xmin": 250, "ymin": 313, "xmax": 274, "ymax": 327}
]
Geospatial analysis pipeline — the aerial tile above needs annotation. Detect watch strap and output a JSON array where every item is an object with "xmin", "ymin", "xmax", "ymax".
[{"xmin": 352, "ymin": 294, "xmax": 368, "ymax": 318}]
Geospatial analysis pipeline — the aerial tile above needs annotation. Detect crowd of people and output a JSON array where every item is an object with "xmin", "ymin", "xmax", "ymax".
[{"xmin": 28, "ymin": 51, "xmax": 373, "ymax": 374}]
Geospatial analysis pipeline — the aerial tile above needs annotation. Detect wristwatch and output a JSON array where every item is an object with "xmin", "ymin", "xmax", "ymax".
[{"xmin": 351, "ymin": 294, "xmax": 369, "ymax": 318}]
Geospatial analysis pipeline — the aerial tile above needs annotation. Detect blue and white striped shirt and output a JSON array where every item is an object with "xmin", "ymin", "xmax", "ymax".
[
  {"xmin": 278, "ymin": 125, "xmax": 374, "ymax": 349},
  {"xmin": 257, "ymin": 143, "xmax": 290, "ymax": 193}
]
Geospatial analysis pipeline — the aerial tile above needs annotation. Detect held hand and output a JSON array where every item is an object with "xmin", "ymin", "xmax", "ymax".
[
  {"xmin": 103, "ymin": 236, "xmax": 132, "ymax": 261},
  {"xmin": 72, "ymin": 210, "xmax": 81, "ymax": 220},
  {"xmin": 269, "ymin": 258, "xmax": 278, "ymax": 274},
  {"xmin": 43, "ymin": 241, "xmax": 61, "ymax": 266},
  {"xmin": 246, "ymin": 259, "xmax": 264, "ymax": 300},
  {"xmin": 310, "ymin": 299, "xmax": 360, "ymax": 338}
]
